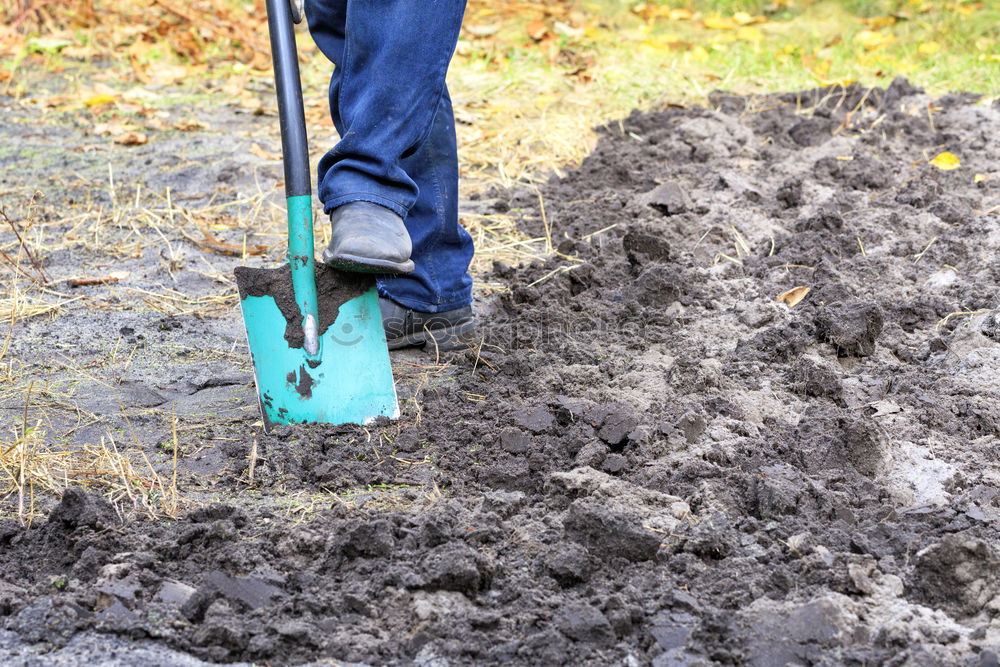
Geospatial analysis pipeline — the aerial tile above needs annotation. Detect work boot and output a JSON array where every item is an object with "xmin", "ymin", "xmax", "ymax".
[
  {"xmin": 322, "ymin": 201, "xmax": 415, "ymax": 274},
  {"xmin": 380, "ymin": 297, "xmax": 475, "ymax": 351}
]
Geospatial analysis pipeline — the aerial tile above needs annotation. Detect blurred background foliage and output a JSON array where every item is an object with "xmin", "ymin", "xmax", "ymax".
[{"xmin": 1, "ymin": 0, "xmax": 997, "ymax": 183}]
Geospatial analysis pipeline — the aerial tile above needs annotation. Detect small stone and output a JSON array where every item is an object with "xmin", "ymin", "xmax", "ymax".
[
  {"xmin": 545, "ymin": 543, "xmax": 593, "ymax": 586},
  {"xmin": 96, "ymin": 599, "xmax": 137, "ymax": 623},
  {"xmin": 815, "ymin": 301, "xmax": 884, "ymax": 357},
  {"xmin": 155, "ymin": 580, "xmax": 198, "ymax": 607},
  {"xmin": 202, "ymin": 571, "xmax": 284, "ymax": 610},
  {"xmin": 480, "ymin": 490, "xmax": 526, "ymax": 517},
  {"xmin": 499, "ymin": 428, "xmax": 532, "ymax": 454},
  {"xmin": 95, "ymin": 578, "xmax": 141, "ymax": 609},
  {"xmin": 343, "ymin": 520, "xmax": 394, "ymax": 558},
  {"xmin": 274, "ymin": 619, "xmax": 313, "ymax": 640},
  {"xmin": 574, "ymin": 441, "xmax": 607, "ymax": 468},
  {"xmin": 645, "ymin": 182, "xmax": 690, "ymax": 216},
  {"xmin": 601, "ymin": 454, "xmax": 626, "ymax": 474},
  {"xmin": 514, "ymin": 406, "xmax": 554, "ymax": 433},
  {"xmin": 563, "ymin": 499, "xmax": 661, "ymax": 562},
  {"xmin": 555, "ymin": 602, "xmax": 614, "ymax": 644},
  {"xmin": 650, "ymin": 609, "xmax": 697, "ymax": 650},
  {"xmin": 597, "ymin": 409, "xmax": 637, "ymax": 446},
  {"xmin": 421, "ymin": 543, "xmax": 491, "ymax": 594}
]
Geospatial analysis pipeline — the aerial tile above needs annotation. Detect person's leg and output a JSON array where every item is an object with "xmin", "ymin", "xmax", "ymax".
[
  {"xmin": 377, "ymin": 87, "xmax": 473, "ymax": 313},
  {"xmin": 304, "ymin": 0, "xmax": 346, "ymax": 132},
  {"xmin": 305, "ymin": 0, "xmax": 474, "ymax": 315}
]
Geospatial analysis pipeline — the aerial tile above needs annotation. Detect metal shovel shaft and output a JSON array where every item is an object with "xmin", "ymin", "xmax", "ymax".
[{"xmin": 265, "ymin": 0, "xmax": 319, "ymax": 355}]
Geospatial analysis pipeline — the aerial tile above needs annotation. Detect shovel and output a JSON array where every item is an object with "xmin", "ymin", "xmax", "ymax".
[{"xmin": 234, "ymin": 0, "xmax": 399, "ymax": 431}]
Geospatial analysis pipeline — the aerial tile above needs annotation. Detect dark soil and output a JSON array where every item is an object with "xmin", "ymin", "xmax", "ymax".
[{"xmin": 2, "ymin": 78, "xmax": 1000, "ymax": 665}]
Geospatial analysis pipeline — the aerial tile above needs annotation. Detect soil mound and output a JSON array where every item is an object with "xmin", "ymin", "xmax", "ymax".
[{"xmin": 2, "ymin": 79, "xmax": 999, "ymax": 665}]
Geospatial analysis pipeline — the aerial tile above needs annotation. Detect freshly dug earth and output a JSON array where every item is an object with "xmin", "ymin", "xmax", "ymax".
[{"xmin": 2, "ymin": 79, "xmax": 1000, "ymax": 665}]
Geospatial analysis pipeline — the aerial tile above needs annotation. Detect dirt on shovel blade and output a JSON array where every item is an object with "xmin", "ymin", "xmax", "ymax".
[
  {"xmin": 234, "ymin": 263, "xmax": 371, "ymax": 350},
  {"xmin": 2, "ymin": 79, "xmax": 1000, "ymax": 665}
]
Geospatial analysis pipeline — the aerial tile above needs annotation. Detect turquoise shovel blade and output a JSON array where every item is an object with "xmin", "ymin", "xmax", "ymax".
[{"xmin": 236, "ymin": 268, "xmax": 399, "ymax": 430}]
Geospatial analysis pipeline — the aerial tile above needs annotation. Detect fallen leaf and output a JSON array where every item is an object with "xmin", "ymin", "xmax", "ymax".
[
  {"xmin": 114, "ymin": 132, "xmax": 148, "ymax": 146},
  {"xmin": 249, "ymin": 142, "xmax": 282, "ymax": 160},
  {"xmin": 61, "ymin": 44, "xmax": 97, "ymax": 60},
  {"xmin": 776, "ymin": 286, "xmax": 811, "ymax": 308},
  {"xmin": 668, "ymin": 8, "xmax": 693, "ymax": 21},
  {"xmin": 121, "ymin": 86, "xmax": 158, "ymax": 102},
  {"xmin": 465, "ymin": 24, "xmax": 500, "ymax": 38},
  {"xmin": 553, "ymin": 21, "xmax": 584, "ymax": 38},
  {"xmin": 84, "ymin": 93, "xmax": 117, "ymax": 107},
  {"xmin": 92, "ymin": 122, "xmax": 117, "ymax": 136},
  {"xmin": 733, "ymin": 12, "xmax": 763, "ymax": 25},
  {"xmin": 929, "ymin": 151, "xmax": 960, "ymax": 170},
  {"xmin": 703, "ymin": 15, "xmax": 736, "ymax": 29},
  {"xmin": 526, "ymin": 19, "xmax": 548, "ymax": 42},
  {"xmin": 27, "ymin": 37, "xmax": 72, "ymax": 54},
  {"xmin": 855, "ymin": 30, "xmax": 897, "ymax": 51},
  {"xmin": 66, "ymin": 271, "xmax": 129, "ymax": 287},
  {"xmin": 918, "ymin": 40, "xmax": 941, "ymax": 55},
  {"xmin": 181, "ymin": 229, "xmax": 268, "ymax": 256},
  {"xmin": 174, "ymin": 118, "xmax": 206, "ymax": 131},
  {"xmin": 869, "ymin": 399, "xmax": 902, "ymax": 417},
  {"xmin": 736, "ymin": 26, "xmax": 764, "ymax": 42},
  {"xmin": 974, "ymin": 173, "xmax": 987, "ymax": 183}
]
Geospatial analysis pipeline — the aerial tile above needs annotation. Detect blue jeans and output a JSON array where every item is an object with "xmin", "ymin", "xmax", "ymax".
[{"xmin": 304, "ymin": 0, "xmax": 474, "ymax": 313}]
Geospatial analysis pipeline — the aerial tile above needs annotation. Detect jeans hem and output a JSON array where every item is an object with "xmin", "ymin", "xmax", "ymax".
[
  {"xmin": 322, "ymin": 192, "xmax": 409, "ymax": 219},
  {"xmin": 376, "ymin": 284, "xmax": 473, "ymax": 313}
]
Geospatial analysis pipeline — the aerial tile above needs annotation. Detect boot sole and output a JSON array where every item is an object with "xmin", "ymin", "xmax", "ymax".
[
  {"xmin": 323, "ymin": 252, "xmax": 415, "ymax": 275},
  {"xmin": 386, "ymin": 320, "xmax": 477, "ymax": 352}
]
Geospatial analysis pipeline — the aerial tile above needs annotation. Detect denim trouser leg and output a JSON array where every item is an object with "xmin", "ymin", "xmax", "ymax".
[{"xmin": 304, "ymin": 0, "xmax": 474, "ymax": 313}]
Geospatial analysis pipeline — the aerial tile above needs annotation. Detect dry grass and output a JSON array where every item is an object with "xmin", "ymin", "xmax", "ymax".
[{"xmin": 0, "ymin": 420, "xmax": 181, "ymax": 525}]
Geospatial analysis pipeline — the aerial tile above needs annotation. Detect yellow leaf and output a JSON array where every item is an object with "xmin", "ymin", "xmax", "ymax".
[
  {"xmin": 703, "ymin": 15, "xmax": 736, "ymax": 29},
  {"xmin": 668, "ymin": 8, "xmax": 693, "ymax": 21},
  {"xmin": 733, "ymin": 12, "xmax": 754, "ymax": 25},
  {"xmin": 974, "ymin": 173, "xmax": 987, "ymax": 183},
  {"xmin": 810, "ymin": 59, "xmax": 832, "ymax": 77},
  {"xmin": 689, "ymin": 45, "xmax": 710, "ymax": 61},
  {"xmin": 776, "ymin": 286, "xmax": 811, "ymax": 308},
  {"xmin": 918, "ymin": 41, "xmax": 941, "ymax": 55},
  {"xmin": 84, "ymin": 94, "xmax": 116, "ymax": 107},
  {"xmin": 856, "ymin": 30, "xmax": 897, "ymax": 51},
  {"xmin": 639, "ymin": 37, "xmax": 688, "ymax": 53},
  {"xmin": 736, "ymin": 26, "xmax": 764, "ymax": 42},
  {"xmin": 929, "ymin": 151, "xmax": 961, "ymax": 170}
]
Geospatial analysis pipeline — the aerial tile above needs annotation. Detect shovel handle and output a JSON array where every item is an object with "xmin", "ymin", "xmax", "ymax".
[
  {"xmin": 266, "ymin": 0, "xmax": 310, "ymax": 198},
  {"xmin": 265, "ymin": 0, "xmax": 320, "ymax": 355}
]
